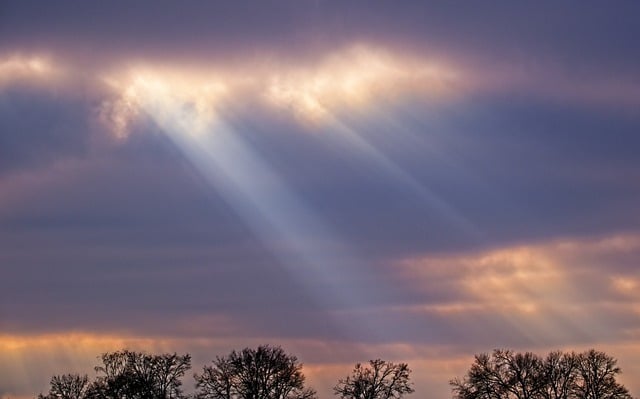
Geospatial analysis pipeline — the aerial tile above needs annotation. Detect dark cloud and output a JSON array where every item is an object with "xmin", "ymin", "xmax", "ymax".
[
  {"xmin": 2, "ymin": 1, "xmax": 640, "ymax": 75},
  {"xmin": 0, "ymin": 86, "xmax": 93, "ymax": 174}
]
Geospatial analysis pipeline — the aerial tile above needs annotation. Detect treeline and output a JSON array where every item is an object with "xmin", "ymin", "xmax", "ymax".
[
  {"xmin": 38, "ymin": 346, "xmax": 632, "ymax": 399},
  {"xmin": 38, "ymin": 345, "xmax": 411, "ymax": 399}
]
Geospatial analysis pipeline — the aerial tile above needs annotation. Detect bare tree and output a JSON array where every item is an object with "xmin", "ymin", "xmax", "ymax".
[
  {"xmin": 495, "ymin": 350, "xmax": 545, "ymax": 399},
  {"xmin": 333, "ymin": 359, "xmax": 414, "ymax": 399},
  {"xmin": 574, "ymin": 350, "xmax": 632, "ymax": 399},
  {"xmin": 451, "ymin": 350, "xmax": 544, "ymax": 399},
  {"xmin": 85, "ymin": 350, "xmax": 191, "ymax": 399},
  {"xmin": 451, "ymin": 349, "xmax": 633, "ymax": 399},
  {"xmin": 541, "ymin": 351, "xmax": 578, "ymax": 399},
  {"xmin": 195, "ymin": 345, "xmax": 316, "ymax": 399},
  {"xmin": 38, "ymin": 374, "xmax": 90, "ymax": 399}
]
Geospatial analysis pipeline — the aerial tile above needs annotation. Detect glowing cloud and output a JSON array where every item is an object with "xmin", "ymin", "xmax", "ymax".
[
  {"xmin": 95, "ymin": 49, "xmax": 475, "ymax": 243},
  {"xmin": 100, "ymin": 68, "xmax": 229, "ymax": 139},
  {"xmin": 99, "ymin": 45, "xmax": 462, "ymax": 137},
  {"xmin": 398, "ymin": 233, "xmax": 640, "ymax": 346},
  {"xmin": 0, "ymin": 55, "xmax": 60, "ymax": 87},
  {"xmin": 265, "ymin": 46, "xmax": 460, "ymax": 122},
  {"xmin": 93, "ymin": 50, "xmax": 478, "ymax": 335},
  {"xmin": 97, "ymin": 57, "xmax": 401, "ymax": 343}
]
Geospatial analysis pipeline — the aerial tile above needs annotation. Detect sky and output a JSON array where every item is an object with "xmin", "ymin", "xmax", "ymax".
[{"xmin": 1, "ymin": 1, "xmax": 640, "ymax": 398}]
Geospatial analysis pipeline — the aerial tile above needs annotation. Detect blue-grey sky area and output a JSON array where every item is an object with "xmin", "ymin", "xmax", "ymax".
[{"xmin": 1, "ymin": 2, "xmax": 640, "ymax": 399}]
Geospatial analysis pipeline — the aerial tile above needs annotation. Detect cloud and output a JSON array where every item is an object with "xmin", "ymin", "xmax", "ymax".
[
  {"xmin": 395, "ymin": 233, "xmax": 640, "ymax": 348},
  {"xmin": 1, "ymin": 68, "xmax": 638, "ymax": 258},
  {"xmin": 1, "ymin": 4, "xmax": 640, "ymax": 397},
  {"xmin": 264, "ymin": 45, "xmax": 460, "ymax": 122},
  {"xmin": 93, "ymin": 45, "xmax": 462, "ymax": 141},
  {"xmin": 0, "ymin": 54, "xmax": 63, "ymax": 88},
  {"xmin": 0, "ymin": 84, "xmax": 93, "ymax": 175},
  {"xmin": 99, "ymin": 66, "xmax": 232, "ymax": 139}
]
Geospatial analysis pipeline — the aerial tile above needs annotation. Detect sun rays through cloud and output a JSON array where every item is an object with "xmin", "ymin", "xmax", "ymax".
[
  {"xmin": 264, "ymin": 45, "xmax": 461, "ymax": 123},
  {"xmin": 3, "ymin": 4, "xmax": 640, "ymax": 398},
  {"xmin": 100, "ymin": 63, "xmax": 412, "ymax": 343}
]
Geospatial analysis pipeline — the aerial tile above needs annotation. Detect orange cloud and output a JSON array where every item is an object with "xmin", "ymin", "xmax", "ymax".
[{"xmin": 397, "ymin": 234, "xmax": 640, "ymax": 346}]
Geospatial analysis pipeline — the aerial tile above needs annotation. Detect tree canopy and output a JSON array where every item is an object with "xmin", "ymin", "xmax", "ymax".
[
  {"xmin": 38, "ymin": 374, "xmax": 90, "ymax": 399},
  {"xmin": 87, "ymin": 350, "xmax": 191, "ymax": 399},
  {"xmin": 333, "ymin": 359, "xmax": 414, "ymax": 399},
  {"xmin": 195, "ymin": 345, "xmax": 317, "ymax": 399},
  {"xmin": 450, "ymin": 349, "xmax": 632, "ymax": 399}
]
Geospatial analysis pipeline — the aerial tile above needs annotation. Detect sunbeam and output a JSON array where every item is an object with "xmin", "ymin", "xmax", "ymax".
[
  {"xmin": 320, "ymin": 112, "xmax": 482, "ymax": 241},
  {"xmin": 104, "ymin": 69, "xmax": 403, "ymax": 343}
]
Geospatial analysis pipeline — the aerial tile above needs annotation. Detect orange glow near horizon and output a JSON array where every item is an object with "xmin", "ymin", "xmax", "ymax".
[{"xmin": 2, "ymin": 330, "xmax": 640, "ymax": 399}]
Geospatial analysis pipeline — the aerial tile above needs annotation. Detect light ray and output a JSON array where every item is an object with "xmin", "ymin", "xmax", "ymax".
[
  {"xmin": 260, "ymin": 48, "xmax": 479, "ymax": 239},
  {"xmin": 398, "ymin": 235, "xmax": 640, "ymax": 347},
  {"xmin": 322, "ymin": 113, "xmax": 482, "ymax": 239},
  {"xmin": 105, "ymin": 70, "xmax": 398, "ymax": 343}
]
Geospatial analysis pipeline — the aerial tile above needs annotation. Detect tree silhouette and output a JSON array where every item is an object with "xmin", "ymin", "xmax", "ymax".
[
  {"xmin": 333, "ymin": 359, "xmax": 414, "ymax": 399},
  {"xmin": 575, "ymin": 349, "xmax": 631, "ymax": 399},
  {"xmin": 195, "ymin": 345, "xmax": 316, "ymax": 399},
  {"xmin": 85, "ymin": 350, "xmax": 191, "ymax": 399},
  {"xmin": 38, "ymin": 374, "xmax": 90, "ymax": 399},
  {"xmin": 541, "ymin": 351, "xmax": 578, "ymax": 399},
  {"xmin": 451, "ymin": 349, "xmax": 632, "ymax": 399}
]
